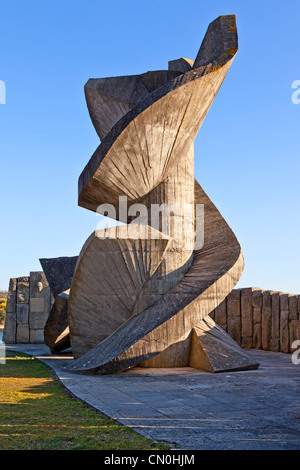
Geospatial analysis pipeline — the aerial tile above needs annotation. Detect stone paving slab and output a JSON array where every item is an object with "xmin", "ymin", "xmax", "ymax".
[{"xmin": 4, "ymin": 344, "xmax": 300, "ymax": 450}]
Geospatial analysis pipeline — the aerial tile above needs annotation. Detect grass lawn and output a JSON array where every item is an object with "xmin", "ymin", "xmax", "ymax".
[{"xmin": 0, "ymin": 351, "xmax": 169, "ymax": 450}]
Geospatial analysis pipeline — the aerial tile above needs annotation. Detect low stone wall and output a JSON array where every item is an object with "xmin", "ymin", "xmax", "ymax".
[
  {"xmin": 3, "ymin": 272, "xmax": 51, "ymax": 344},
  {"xmin": 210, "ymin": 288, "xmax": 300, "ymax": 354},
  {"xmin": 4, "ymin": 279, "xmax": 299, "ymax": 354}
]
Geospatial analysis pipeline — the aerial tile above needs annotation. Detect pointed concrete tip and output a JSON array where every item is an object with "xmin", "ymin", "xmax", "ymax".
[{"xmin": 194, "ymin": 14, "xmax": 238, "ymax": 69}]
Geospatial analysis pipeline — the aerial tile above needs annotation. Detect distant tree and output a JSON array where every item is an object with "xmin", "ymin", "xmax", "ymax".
[{"xmin": 0, "ymin": 298, "xmax": 6, "ymax": 323}]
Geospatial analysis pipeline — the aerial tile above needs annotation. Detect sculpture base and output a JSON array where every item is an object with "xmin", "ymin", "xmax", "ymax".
[{"xmin": 139, "ymin": 316, "xmax": 259, "ymax": 373}]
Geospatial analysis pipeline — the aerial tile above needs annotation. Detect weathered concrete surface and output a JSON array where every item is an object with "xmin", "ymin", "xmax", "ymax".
[
  {"xmin": 78, "ymin": 16, "xmax": 238, "ymax": 215},
  {"xmin": 67, "ymin": 180, "xmax": 251, "ymax": 374},
  {"xmin": 6, "ymin": 345, "xmax": 300, "ymax": 450},
  {"xmin": 67, "ymin": 15, "xmax": 259, "ymax": 375},
  {"xmin": 69, "ymin": 226, "xmax": 170, "ymax": 358}
]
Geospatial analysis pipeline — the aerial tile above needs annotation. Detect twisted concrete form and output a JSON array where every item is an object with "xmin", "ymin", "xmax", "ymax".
[
  {"xmin": 41, "ymin": 256, "xmax": 78, "ymax": 353},
  {"xmin": 64, "ymin": 15, "xmax": 259, "ymax": 374}
]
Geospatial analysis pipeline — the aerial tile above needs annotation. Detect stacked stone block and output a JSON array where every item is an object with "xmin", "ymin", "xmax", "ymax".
[
  {"xmin": 271, "ymin": 292, "xmax": 280, "ymax": 351},
  {"xmin": 252, "ymin": 289, "xmax": 263, "ymax": 349},
  {"xmin": 3, "ymin": 271, "xmax": 51, "ymax": 344},
  {"xmin": 210, "ymin": 288, "xmax": 300, "ymax": 354},
  {"xmin": 16, "ymin": 276, "xmax": 30, "ymax": 343},
  {"xmin": 289, "ymin": 295, "xmax": 299, "ymax": 353},
  {"xmin": 227, "ymin": 289, "xmax": 241, "ymax": 345},
  {"xmin": 29, "ymin": 272, "xmax": 51, "ymax": 343},
  {"xmin": 3, "ymin": 278, "xmax": 17, "ymax": 343},
  {"xmin": 4, "ymin": 280, "xmax": 299, "ymax": 353}
]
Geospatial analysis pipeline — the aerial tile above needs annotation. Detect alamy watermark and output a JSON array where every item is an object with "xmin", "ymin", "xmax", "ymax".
[
  {"xmin": 0, "ymin": 80, "xmax": 6, "ymax": 104},
  {"xmin": 95, "ymin": 197, "xmax": 205, "ymax": 250},
  {"xmin": 291, "ymin": 340, "xmax": 300, "ymax": 365},
  {"xmin": 0, "ymin": 340, "xmax": 6, "ymax": 364},
  {"xmin": 291, "ymin": 80, "xmax": 300, "ymax": 104}
]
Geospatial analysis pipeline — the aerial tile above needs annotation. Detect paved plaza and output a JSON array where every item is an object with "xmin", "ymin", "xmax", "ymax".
[{"xmin": 6, "ymin": 344, "xmax": 300, "ymax": 450}]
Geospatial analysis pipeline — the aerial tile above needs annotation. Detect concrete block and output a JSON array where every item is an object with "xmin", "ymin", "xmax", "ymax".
[
  {"xmin": 241, "ymin": 336, "xmax": 253, "ymax": 349},
  {"xmin": 227, "ymin": 315, "xmax": 241, "ymax": 345},
  {"xmin": 29, "ymin": 311, "xmax": 49, "ymax": 330},
  {"xmin": 30, "ymin": 329, "xmax": 45, "ymax": 344},
  {"xmin": 16, "ymin": 325, "xmax": 29, "ymax": 343},
  {"xmin": 17, "ymin": 276, "xmax": 29, "ymax": 283},
  {"xmin": 252, "ymin": 290, "xmax": 262, "ymax": 326},
  {"xmin": 280, "ymin": 293, "xmax": 290, "ymax": 311},
  {"xmin": 30, "ymin": 271, "xmax": 48, "ymax": 297},
  {"xmin": 3, "ymin": 312, "xmax": 17, "ymax": 343},
  {"xmin": 253, "ymin": 307, "xmax": 262, "ymax": 325},
  {"xmin": 30, "ymin": 298, "xmax": 45, "ymax": 313},
  {"xmin": 270, "ymin": 337, "xmax": 280, "ymax": 352},
  {"xmin": 280, "ymin": 310, "xmax": 289, "ymax": 353},
  {"xmin": 289, "ymin": 295, "xmax": 298, "ymax": 320},
  {"xmin": 17, "ymin": 304, "xmax": 29, "ymax": 325},
  {"xmin": 252, "ymin": 289, "xmax": 263, "ymax": 308},
  {"xmin": 253, "ymin": 323, "xmax": 262, "ymax": 350},
  {"xmin": 6, "ymin": 278, "xmax": 17, "ymax": 314},
  {"xmin": 17, "ymin": 290, "xmax": 29, "ymax": 304},
  {"xmin": 30, "ymin": 271, "xmax": 51, "ymax": 316},
  {"xmin": 262, "ymin": 291, "xmax": 272, "ymax": 350},
  {"xmin": 289, "ymin": 319, "xmax": 299, "ymax": 353},
  {"xmin": 241, "ymin": 288, "xmax": 253, "ymax": 338},
  {"xmin": 227, "ymin": 289, "xmax": 241, "ymax": 317},
  {"xmin": 271, "ymin": 292, "xmax": 280, "ymax": 341}
]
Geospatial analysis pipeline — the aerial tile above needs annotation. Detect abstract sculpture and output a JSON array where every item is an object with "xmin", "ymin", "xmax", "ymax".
[{"xmin": 56, "ymin": 15, "xmax": 259, "ymax": 374}]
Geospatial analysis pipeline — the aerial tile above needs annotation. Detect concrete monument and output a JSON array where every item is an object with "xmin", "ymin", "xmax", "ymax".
[{"xmin": 61, "ymin": 15, "xmax": 259, "ymax": 374}]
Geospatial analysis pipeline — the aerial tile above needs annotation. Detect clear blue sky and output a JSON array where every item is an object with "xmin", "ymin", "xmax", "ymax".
[{"xmin": 0, "ymin": 0, "xmax": 299, "ymax": 294}]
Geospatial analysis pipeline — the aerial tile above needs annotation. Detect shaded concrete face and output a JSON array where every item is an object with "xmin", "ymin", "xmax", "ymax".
[
  {"xmin": 44, "ymin": 290, "xmax": 70, "ymax": 353},
  {"xmin": 39, "ymin": 256, "xmax": 78, "ymax": 353},
  {"xmin": 39, "ymin": 256, "xmax": 78, "ymax": 299},
  {"xmin": 65, "ymin": 15, "xmax": 259, "ymax": 375}
]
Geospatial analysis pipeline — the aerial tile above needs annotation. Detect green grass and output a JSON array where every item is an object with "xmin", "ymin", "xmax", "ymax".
[{"xmin": 0, "ymin": 351, "xmax": 169, "ymax": 450}]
